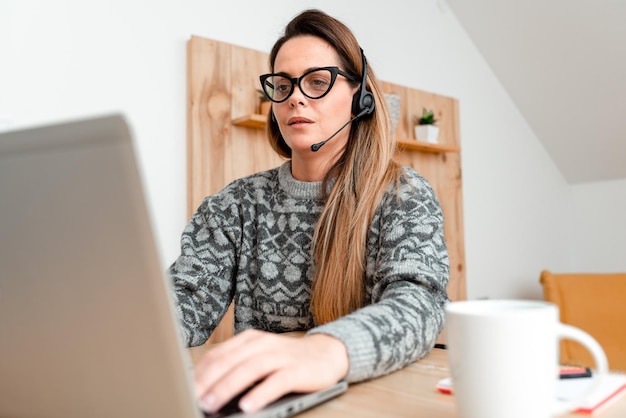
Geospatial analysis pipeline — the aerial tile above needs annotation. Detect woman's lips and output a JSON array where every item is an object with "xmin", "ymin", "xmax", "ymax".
[{"xmin": 287, "ymin": 116, "xmax": 313, "ymax": 126}]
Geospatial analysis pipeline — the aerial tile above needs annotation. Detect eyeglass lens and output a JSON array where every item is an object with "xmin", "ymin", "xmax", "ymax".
[{"xmin": 262, "ymin": 68, "xmax": 336, "ymax": 103}]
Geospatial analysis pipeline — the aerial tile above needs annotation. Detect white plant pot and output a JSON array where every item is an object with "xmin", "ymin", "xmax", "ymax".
[{"xmin": 414, "ymin": 125, "xmax": 439, "ymax": 143}]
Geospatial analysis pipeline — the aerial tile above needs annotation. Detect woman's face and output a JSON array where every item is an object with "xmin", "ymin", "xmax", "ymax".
[{"xmin": 272, "ymin": 35, "xmax": 358, "ymax": 158}]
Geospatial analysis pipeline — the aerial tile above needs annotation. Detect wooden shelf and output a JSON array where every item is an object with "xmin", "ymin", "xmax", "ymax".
[
  {"xmin": 232, "ymin": 114, "xmax": 267, "ymax": 129},
  {"xmin": 233, "ymin": 114, "xmax": 459, "ymax": 154},
  {"xmin": 397, "ymin": 139, "xmax": 460, "ymax": 154}
]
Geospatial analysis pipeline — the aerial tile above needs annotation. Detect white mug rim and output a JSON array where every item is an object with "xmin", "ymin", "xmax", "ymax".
[{"xmin": 445, "ymin": 299, "xmax": 557, "ymax": 316}]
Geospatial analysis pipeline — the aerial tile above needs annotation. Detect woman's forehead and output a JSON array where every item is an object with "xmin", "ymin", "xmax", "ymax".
[{"xmin": 274, "ymin": 35, "xmax": 341, "ymax": 74}]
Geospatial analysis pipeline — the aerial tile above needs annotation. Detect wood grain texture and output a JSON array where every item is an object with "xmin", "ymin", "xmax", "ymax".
[{"xmin": 187, "ymin": 36, "xmax": 466, "ymax": 343}]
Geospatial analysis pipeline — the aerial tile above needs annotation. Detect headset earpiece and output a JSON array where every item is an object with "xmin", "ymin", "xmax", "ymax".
[{"xmin": 351, "ymin": 48, "xmax": 375, "ymax": 120}]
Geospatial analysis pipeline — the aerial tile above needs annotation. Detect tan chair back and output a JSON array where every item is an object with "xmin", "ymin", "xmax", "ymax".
[{"xmin": 540, "ymin": 270, "xmax": 626, "ymax": 372}]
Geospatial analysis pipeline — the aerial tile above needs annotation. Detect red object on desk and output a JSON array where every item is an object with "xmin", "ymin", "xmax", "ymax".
[{"xmin": 560, "ymin": 367, "xmax": 592, "ymax": 379}]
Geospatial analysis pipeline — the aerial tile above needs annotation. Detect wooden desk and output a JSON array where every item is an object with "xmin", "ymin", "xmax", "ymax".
[{"xmin": 189, "ymin": 345, "xmax": 626, "ymax": 418}]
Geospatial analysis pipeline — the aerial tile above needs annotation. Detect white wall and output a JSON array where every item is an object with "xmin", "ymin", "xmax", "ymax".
[
  {"xmin": 2, "ymin": 0, "xmax": 622, "ymax": 300},
  {"xmin": 569, "ymin": 179, "xmax": 626, "ymax": 273}
]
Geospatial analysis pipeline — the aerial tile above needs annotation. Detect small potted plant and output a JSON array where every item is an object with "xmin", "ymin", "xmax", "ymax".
[
  {"xmin": 257, "ymin": 89, "xmax": 272, "ymax": 115},
  {"xmin": 413, "ymin": 108, "xmax": 439, "ymax": 143}
]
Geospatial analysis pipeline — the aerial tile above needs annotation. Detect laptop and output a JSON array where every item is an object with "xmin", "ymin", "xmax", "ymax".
[{"xmin": 0, "ymin": 114, "xmax": 347, "ymax": 418}]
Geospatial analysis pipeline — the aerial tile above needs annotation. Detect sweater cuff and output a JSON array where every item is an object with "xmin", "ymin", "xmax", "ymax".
[{"xmin": 306, "ymin": 322, "xmax": 376, "ymax": 382}]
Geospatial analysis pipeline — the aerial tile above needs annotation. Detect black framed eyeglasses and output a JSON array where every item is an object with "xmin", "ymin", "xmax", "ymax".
[{"xmin": 259, "ymin": 66, "xmax": 356, "ymax": 103}]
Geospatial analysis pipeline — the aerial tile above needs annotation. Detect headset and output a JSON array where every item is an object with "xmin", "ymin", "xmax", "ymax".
[{"xmin": 351, "ymin": 48, "xmax": 376, "ymax": 120}]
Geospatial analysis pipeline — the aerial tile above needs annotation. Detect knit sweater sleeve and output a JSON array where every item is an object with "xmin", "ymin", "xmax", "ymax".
[
  {"xmin": 166, "ymin": 186, "xmax": 242, "ymax": 347},
  {"xmin": 306, "ymin": 168, "xmax": 450, "ymax": 382}
]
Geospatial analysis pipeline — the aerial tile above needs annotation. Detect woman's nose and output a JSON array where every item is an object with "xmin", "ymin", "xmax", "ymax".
[{"xmin": 287, "ymin": 84, "xmax": 307, "ymax": 107}]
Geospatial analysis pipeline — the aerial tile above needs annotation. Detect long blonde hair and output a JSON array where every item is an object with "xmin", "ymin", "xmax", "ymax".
[{"xmin": 267, "ymin": 9, "xmax": 402, "ymax": 324}]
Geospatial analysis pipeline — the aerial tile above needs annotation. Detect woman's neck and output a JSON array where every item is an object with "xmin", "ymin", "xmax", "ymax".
[{"xmin": 290, "ymin": 152, "xmax": 341, "ymax": 182}]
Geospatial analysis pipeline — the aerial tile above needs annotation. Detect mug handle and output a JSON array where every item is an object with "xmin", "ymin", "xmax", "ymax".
[{"xmin": 553, "ymin": 323, "xmax": 608, "ymax": 414}]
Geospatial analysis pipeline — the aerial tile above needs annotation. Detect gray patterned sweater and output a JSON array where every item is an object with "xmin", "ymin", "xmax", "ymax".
[{"xmin": 168, "ymin": 162, "xmax": 449, "ymax": 382}]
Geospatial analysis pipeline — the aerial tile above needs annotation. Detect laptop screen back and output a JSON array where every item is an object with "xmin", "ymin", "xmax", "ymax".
[{"xmin": 0, "ymin": 114, "xmax": 202, "ymax": 418}]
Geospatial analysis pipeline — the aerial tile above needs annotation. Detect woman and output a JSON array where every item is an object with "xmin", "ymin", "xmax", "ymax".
[{"xmin": 169, "ymin": 8, "xmax": 450, "ymax": 414}]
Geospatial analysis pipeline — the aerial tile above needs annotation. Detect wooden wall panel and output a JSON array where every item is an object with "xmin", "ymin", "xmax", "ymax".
[
  {"xmin": 187, "ymin": 37, "xmax": 230, "ymax": 209},
  {"xmin": 187, "ymin": 36, "xmax": 466, "ymax": 343}
]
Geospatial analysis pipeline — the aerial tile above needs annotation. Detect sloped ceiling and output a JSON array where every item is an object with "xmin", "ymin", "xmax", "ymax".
[{"xmin": 446, "ymin": 0, "xmax": 626, "ymax": 184}]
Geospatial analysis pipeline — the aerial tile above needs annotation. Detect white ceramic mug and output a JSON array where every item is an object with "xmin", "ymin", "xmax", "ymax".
[{"xmin": 445, "ymin": 300, "xmax": 608, "ymax": 418}]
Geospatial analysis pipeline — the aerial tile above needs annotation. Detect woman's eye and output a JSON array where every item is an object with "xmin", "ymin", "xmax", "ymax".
[{"xmin": 307, "ymin": 77, "xmax": 330, "ymax": 92}]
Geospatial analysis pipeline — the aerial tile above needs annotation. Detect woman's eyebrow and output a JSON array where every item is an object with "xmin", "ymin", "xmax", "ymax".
[{"xmin": 272, "ymin": 66, "xmax": 338, "ymax": 77}]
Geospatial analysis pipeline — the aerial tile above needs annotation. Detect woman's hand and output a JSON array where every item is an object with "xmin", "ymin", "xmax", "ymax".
[{"xmin": 194, "ymin": 329, "xmax": 349, "ymax": 414}]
